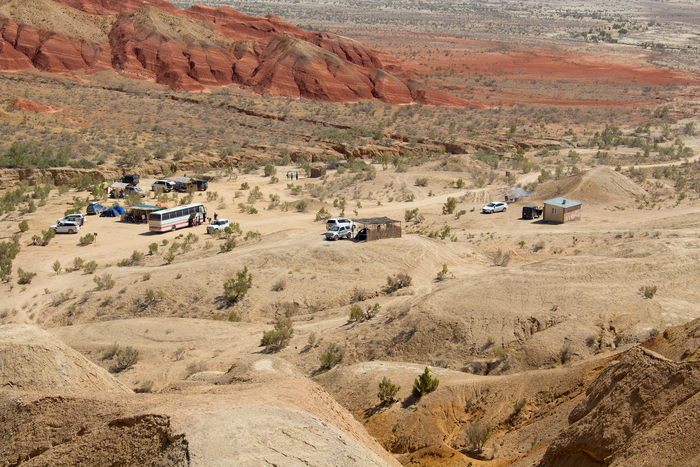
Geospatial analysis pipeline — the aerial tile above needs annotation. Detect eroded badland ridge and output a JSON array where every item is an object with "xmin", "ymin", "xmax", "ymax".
[{"xmin": 1, "ymin": 0, "xmax": 700, "ymax": 465}]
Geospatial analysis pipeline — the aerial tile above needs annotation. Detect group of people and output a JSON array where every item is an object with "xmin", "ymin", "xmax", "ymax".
[
  {"xmin": 286, "ymin": 172, "xmax": 299, "ymax": 180},
  {"xmin": 124, "ymin": 213, "xmax": 147, "ymax": 223}
]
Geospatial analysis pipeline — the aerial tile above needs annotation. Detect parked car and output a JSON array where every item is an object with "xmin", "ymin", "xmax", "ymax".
[
  {"xmin": 194, "ymin": 179, "xmax": 208, "ymax": 191},
  {"xmin": 207, "ymin": 219, "xmax": 230, "ymax": 234},
  {"xmin": 50, "ymin": 221, "xmax": 80, "ymax": 234},
  {"xmin": 86, "ymin": 202, "xmax": 106, "ymax": 215},
  {"xmin": 325, "ymin": 217, "xmax": 356, "ymax": 231},
  {"xmin": 482, "ymin": 202, "xmax": 508, "ymax": 214},
  {"xmin": 522, "ymin": 205, "xmax": 542, "ymax": 219},
  {"xmin": 151, "ymin": 180, "xmax": 175, "ymax": 192},
  {"xmin": 57, "ymin": 213, "xmax": 85, "ymax": 226},
  {"xmin": 124, "ymin": 186, "xmax": 147, "ymax": 197},
  {"xmin": 325, "ymin": 224, "xmax": 353, "ymax": 241},
  {"xmin": 120, "ymin": 175, "xmax": 140, "ymax": 185}
]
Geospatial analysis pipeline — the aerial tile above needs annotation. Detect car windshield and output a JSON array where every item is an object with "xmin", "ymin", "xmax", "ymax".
[
  {"xmin": 487, "ymin": 203, "xmax": 496, "ymax": 207},
  {"xmin": 329, "ymin": 226, "xmax": 340, "ymax": 232}
]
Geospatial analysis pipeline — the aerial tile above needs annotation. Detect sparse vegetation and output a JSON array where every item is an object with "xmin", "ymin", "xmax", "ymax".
[
  {"xmin": 260, "ymin": 316, "xmax": 294, "ymax": 352},
  {"xmin": 412, "ymin": 367, "xmax": 439, "ymax": 398},
  {"xmin": 223, "ymin": 266, "xmax": 252, "ymax": 304},
  {"xmin": 378, "ymin": 377, "xmax": 401, "ymax": 406},
  {"xmin": 386, "ymin": 273, "xmax": 412, "ymax": 292},
  {"xmin": 640, "ymin": 285, "xmax": 657, "ymax": 299}
]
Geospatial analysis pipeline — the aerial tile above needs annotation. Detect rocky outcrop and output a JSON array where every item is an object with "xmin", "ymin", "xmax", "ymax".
[
  {"xmin": 0, "ymin": 0, "xmax": 474, "ymax": 106},
  {"xmin": 539, "ymin": 346, "xmax": 700, "ymax": 467}
]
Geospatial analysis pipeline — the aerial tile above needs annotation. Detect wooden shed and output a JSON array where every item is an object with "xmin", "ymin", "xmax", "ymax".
[
  {"xmin": 354, "ymin": 217, "xmax": 402, "ymax": 241},
  {"xmin": 543, "ymin": 197, "xmax": 582, "ymax": 223}
]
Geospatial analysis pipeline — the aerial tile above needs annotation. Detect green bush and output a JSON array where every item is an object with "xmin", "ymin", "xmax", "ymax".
[
  {"xmin": 316, "ymin": 207, "xmax": 331, "ymax": 221},
  {"xmin": 17, "ymin": 267, "xmax": 36, "ymax": 284},
  {"xmin": 220, "ymin": 237, "xmax": 236, "ymax": 252},
  {"xmin": 223, "ymin": 266, "xmax": 252, "ymax": 304},
  {"xmin": 80, "ymin": 233, "xmax": 95, "ymax": 245},
  {"xmin": 83, "ymin": 260, "xmax": 98, "ymax": 274},
  {"xmin": 296, "ymin": 200, "xmax": 307, "ymax": 212},
  {"xmin": 412, "ymin": 367, "xmax": 439, "ymax": 398},
  {"xmin": 386, "ymin": 273, "xmax": 412, "ymax": 292},
  {"xmin": 18, "ymin": 220, "xmax": 29, "ymax": 232},
  {"xmin": 378, "ymin": 377, "xmax": 401, "ymax": 406},
  {"xmin": 52, "ymin": 260, "xmax": 62, "ymax": 275},
  {"xmin": 41, "ymin": 228, "xmax": 56, "ymax": 246},
  {"xmin": 148, "ymin": 242, "xmax": 158, "ymax": 255},
  {"xmin": 319, "ymin": 342, "xmax": 341, "ymax": 370},
  {"xmin": 640, "ymin": 285, "xmax": 657, "ymax": 299},
  {"xmin": 109, "ymin": 346, "xmax": 139, "ymax": 373},
  {"xmin": 0, "ymin": 238, "xmax": 21, "ymax": 281},
  {"xmin": 93, "ymin": 273, "xmax": 115, "ymax": 290},
  {"xmin": 260, "ymin": 316, "xmax": 294, "ymax": 352},
  {"xmin": 442, "ymin": 197, "xmax": 457, "ymax": 215},
  {"xmin": 415, "ymin": 177, "xmax": 428, "ymax": 187},
  {"xmin": 264, "ymin": 164, "xmax": 277, "ymax": 177},
  {"xmin": 117, "ymin": 250, "xmax": 144, "ymax": 267}
]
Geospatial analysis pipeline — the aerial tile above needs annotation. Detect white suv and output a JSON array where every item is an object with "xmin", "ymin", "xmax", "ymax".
[
  {"xmin": 50, "ymin": 221, "xmax": 81, "ymax": 234},
  {"xmin": 325, "ymin": 217, "xmax": 356, "ymax": 231},
  {"xmin": 152, "ymin": 180, "xmax": 175, "ymax": 192},
  {"xmin": 57, "ymin": 213, "xmax": 85, "ymax": 226},
  {"xmin": 325, "ymin": 225, "xmax": 353, "ymax": 240},
  {"xmin": 207, "ymin": 219, "xmax": 230, "ymax": 234}
]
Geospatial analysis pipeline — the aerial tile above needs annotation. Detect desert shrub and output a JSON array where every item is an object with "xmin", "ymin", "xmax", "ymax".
[
  {"xmin": 52, "ymin": 260, "xmax": 62, "ymax": 275},
  {"xmin": 93, "ymin": 273, "xmax": 115, "ymax": 290},
  {"xmin": 1, "ymin": 239, "xmax": 21, "ymax": 281},
  {"xmin": 164, "ymin": 251, "xmax": 176, "ymax": 263},
  {"xmin": 349, "ymin": 304, "xmax": 364, "ymax": 322},
  {"xmin": 18, "ymin": 220, "xmax": 29, "ymax": 232},
  {"xmin": 442, "ymin": 197, "xmax": 457, "ymax": 215},
  {"xmin": 223, "ymin": 266, "xmax": 252, "ymax": 304},
  {"xmin": 405, "ymin": 207, "xmax": 420, "ymax": 222},
  {"xmin": 264, "ymin": 164, "xmax": 277, "ymax": 177},
  {"xmin": 532, "ymin": 240, "xmax": 545, "ymax": 252},
  {"xmin": 489, "ymin": 249, "xmax": 511, "ymax": 267},
  {"xmin": 640, "ymin": 285, "xmax": 657, "ymax": 299},
  {"xmin": 282, "ymin": 301, "xmax": 300, "ymax": 317},
  {"xmin": 513, "ymin": 398, "xmax": 527, "ymax": 413},
  {"xmin": 436, "ymin": 264, "xmax": 453, "ymax": 281},
  {"xmin": 296, "ymin": 200, "xmax": 307, "ymax": 212},
  {"xmin": 137, "ymin": 380, "xmax": 154, "ymax": 393},
  {"xmin": 117, "ymin": 250, "xmax": 144, "ymax": 267},
  {"xmin": 83, "ymin": 260, "xmax": 98, "ymax": 274},
  {"xmin": 349, "ymin": 303, "xmax": 380, "ymax": 322},
  {"xmin": 220, "ymin": 237, "xmax": 236, "ymax": 252},
  {"xmin": 260, "ymin": 316, "xmax": 294, "ymax": 352},
  {"xmin": 17, "ymin": 268, "xmax": 36, "ymax": 284},
  {"xmin": 271, "ymin": 278, "xmax": 286, "ymax": 292},
  {"xmin": 415, "ymin": 177, "xmax": 428, "ymax": 187},
  {"xmin": 109, "ymin": 346, "xmax": 139, "ymax": 373},
  {"xmin": 559, "ymin": 344, "xmax": 575, "ymax": 364},
  {"xmin": 467, "ymin": 422, "xmax": 493, "ymax": 452},
  {"xmin": 240, "ymin": 182, "xmax": 249, "ymax": 190},
  {"xmin": 378, "ymin": 377, "xmax": 401, "ymax": 406},
  {"xmin": 41, "ymin": 228, "xmax": 56, "ymax": 246},
  {"xmin": 228, "ymin": 311, "xmax": 242, "ymax": 322},
  {"xmin": 315, "ymin": 207, "xmax": 331, "ymax": 221},
  {"xmin": 148, "ymin": 242, "xmax": 158, "ymax": 255},
  {"xmin": 412, "ymin": 367, "xmax": 439, "ymax": 397},
  {"xmin": 72, "ymin": 257, "xmax": 84, "ymax": 270},
  {"xmin": 244, "ymin": 231, "xmax": 261, "ymax": 241},
  {"xmin": 386, "ymin": 273, "xmax": 412, "ymax": 292},
  {"xmin": 319, "ymin": 342, "xmax": 341, "ymax": 370},
  {"xmin": 79, "ymin": 233, "xmax": 95, "ymax": 245}
]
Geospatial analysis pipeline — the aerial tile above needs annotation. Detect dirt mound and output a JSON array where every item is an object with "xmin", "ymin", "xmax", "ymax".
[
  {"xmin": 540, "ymin": 346, "xmax": 700, "ymax": 467},
  {"xmin": 0, "ymin": 0, "xmax": 472, "ymax": 105},
  {"xmin": 12, "ymin": 98, "xmax": 61, "ymax": 113},
  {"xmin": 642, "ymin": 317, "xmax": 700, "ymax": 362},
  {"xmin": 0, "ymin": 324, "xmax": 132, "ymax": 393},
  {"xmin": 0, "ymin": 356, "xmax": 400, "ymax": 467},
  {"xmin": 533, "ymin": 167, "xmax": 649, "ymax": 206}
]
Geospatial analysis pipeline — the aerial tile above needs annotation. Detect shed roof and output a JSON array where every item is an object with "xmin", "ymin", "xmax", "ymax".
[
  {"xmin": 173, "ymin": 176, "xmax": 193, "ymax": 183},
  {"xmin": 353, "ymin": 217, "xmax": 401, "ymax": 225},
  {"xmin": 110, "ymin": 182, "xmax": 129, "ymax": 189},
  {"xmin": 543, "ymin": 197, "xmax": 582, "ymax": 209}
]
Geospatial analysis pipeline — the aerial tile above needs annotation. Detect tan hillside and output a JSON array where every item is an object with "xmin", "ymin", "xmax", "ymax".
[
  {"xmin": 533, "ymin": 167, "xmax": 650, "ymax": 205},
  {"xmin": 0, "ymin": 324, "xmax": 132, "ymax": 393}
]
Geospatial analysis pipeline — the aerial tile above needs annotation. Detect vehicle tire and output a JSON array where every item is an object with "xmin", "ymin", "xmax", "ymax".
[{"xmin": 68, "ymin": 229, "xmax": 74, "ymax": 234}]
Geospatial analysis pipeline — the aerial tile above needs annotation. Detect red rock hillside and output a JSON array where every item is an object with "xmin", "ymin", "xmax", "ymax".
[{"xmin": 0, "ymin": 0, "xmax": 475, "ymax": 106}]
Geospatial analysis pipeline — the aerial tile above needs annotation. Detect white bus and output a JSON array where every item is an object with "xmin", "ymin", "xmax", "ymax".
[{"xmin": 149, "ymin": 203, "xmax": 207, "ymax": 232}]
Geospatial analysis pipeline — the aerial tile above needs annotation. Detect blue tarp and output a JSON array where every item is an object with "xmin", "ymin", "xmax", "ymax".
[{"xmin": 101, "ymin": 205, "xmax": 125, "ymax": 217}]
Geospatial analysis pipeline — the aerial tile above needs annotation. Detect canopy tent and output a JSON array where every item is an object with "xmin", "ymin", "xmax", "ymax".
[{"xmin": 124, "ymin": 204, "xmax": 166, "ymax": 223}]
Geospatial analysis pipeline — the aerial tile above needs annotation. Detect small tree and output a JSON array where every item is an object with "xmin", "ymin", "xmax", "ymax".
[
  {"xmin": 442, "ymin": 197, "xmax": 457, "ymax": 215},
  {"xmin": 412, "ymin": 367, "xmax": 439, "ymax": 398},
  {"xmin": 223, "ymin": 266, "xmax": 252, "ymax": 304},
  {"xmin": 148, "ymin": 242, "xmax": 158, "ymax": 255},
  {"xmin": 378, "ymin": 377, "xmax": 401, "ymax": 406},
  {"xmin": 319, "ymin": 342, "xmax": 341, "ymax": 370},
  {"xmin": 18, "ymin": 220, "xmax": 29, "ymax": 232},
  {"xmin": 264, "ymin": 164, "xmax": 277, "ymax": 177},
  {"xmin": 260, "ymin": 316, "xmax": 294, "ymax": 352},
  {"xmin": 41, "ymin": 228, "xmax": 56, "ymax": 246},
  {"xmin": 467, "ymin": 423, "xmax": 493, "ymax": 452},
  {"xmin": 52, "ymin": 260, "xmax": 62, "ymax": 275},
  {"xmin": 0, "ymin": 239, "xmax": 21, "ymax": 281}
]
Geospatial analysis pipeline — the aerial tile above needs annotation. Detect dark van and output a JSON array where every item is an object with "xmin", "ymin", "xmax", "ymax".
[
  {"xmin": 522, "ymin": 205, "xmax": 542, "ymax": 219},
  {"xmin": 194, "ymin": 179, "xmax": 208, "ymax": 191},
  {"xmin": 120, "ymin": 175, "xmax": 140, "ymax": 185}
]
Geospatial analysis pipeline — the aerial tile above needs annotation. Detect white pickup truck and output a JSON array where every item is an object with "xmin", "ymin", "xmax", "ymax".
[{"xmin": 207, "ymin": 219, "xmax": 230, "ymax": 234}]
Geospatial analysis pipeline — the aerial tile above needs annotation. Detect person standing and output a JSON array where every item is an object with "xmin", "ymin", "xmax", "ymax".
[{"xmin": 214, "ymin": 213, "xmax": 218, "ymax": 221}]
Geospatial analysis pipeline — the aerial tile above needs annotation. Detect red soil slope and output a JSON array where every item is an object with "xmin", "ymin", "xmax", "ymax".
[{"xmin": 0, "ymin": 0, "xmax": 476, "ymax": 106}]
